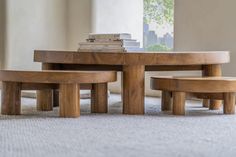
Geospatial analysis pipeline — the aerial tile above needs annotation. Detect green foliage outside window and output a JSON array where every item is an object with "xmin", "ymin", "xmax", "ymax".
[
  {"xmin": 147, "ymin": 44, "xmax": 171, "ymax": 51},
  {"xmin": 144, "ymin": 0, "xmax": 174, "ymax": 25},
  {"xmin": 144, "ymin": 0, "xmax": 174, "ymax": 51}
]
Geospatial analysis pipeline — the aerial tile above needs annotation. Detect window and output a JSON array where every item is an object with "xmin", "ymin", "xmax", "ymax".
[{"xmin": 143, "ymin": 0, "xmax": 174, "ymax": 51}]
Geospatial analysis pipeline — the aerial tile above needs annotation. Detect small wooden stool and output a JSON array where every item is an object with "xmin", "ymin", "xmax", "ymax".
[
  {"xmin": 0, "ymin": 70, "xmax": 117, "ymax": 118},
  {"xmin": 151, "ymin": 76, "xmax": 236, "ymax": 115}
]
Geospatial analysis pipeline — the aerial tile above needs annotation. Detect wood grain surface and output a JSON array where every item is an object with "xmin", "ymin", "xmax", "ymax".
[
  {"xmin": 1, "ymin": 82, "xmax": 21, "ymax": 115},
  {"xmin": 0, "ymin": 70, "xmax": 117, "ymax": 84},
  {"xmin": 151, "ymin": 76, "xmax": 236, "ymax": 93},
  {"xmin": 34, "ymin": 50, "xmax": 230, "ymax": 65}
]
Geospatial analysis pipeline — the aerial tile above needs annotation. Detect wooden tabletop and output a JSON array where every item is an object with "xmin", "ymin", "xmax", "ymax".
[{"xmin": 34, "ymin": 50, "xmax": 230, "ymax": 65}]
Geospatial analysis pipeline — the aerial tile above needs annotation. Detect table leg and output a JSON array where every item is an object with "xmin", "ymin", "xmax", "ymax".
[
  {"xmin": 202, "ymin": 65, "xmax": 222, "ymax": 110},
  {"xmin": 53, "ymin": 90, "xmax": 59, "ymax": 107},
  {"xmin": 36, "ymin": 63, "xmax": 60, "ymax": 111},
  {"xmin": 122, "ymin": 65, "xmax": 145, "ymax": 115}
]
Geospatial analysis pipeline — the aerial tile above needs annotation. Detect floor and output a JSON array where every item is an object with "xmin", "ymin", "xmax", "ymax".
[{"xmin": 0, "ymin": 94, "xmax": 236, "ymax": 157}]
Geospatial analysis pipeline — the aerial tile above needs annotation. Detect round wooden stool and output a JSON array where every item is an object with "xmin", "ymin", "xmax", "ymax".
[
  {"xmin": 151, "ymin": 76, "xmax": 236, "ymax": 115},
  {"xmin": 0, "ymin": 70, "xmax": 117, "ymax": 118}
]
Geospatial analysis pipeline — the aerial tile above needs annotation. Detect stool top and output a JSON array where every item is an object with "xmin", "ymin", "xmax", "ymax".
[
  {"xmin": 151, "ymin": 76, "xmax": 236, "ymax": 93},
  {"xmin": 0, "ymin": 70, "xmax": 117, "ymax": 84}
]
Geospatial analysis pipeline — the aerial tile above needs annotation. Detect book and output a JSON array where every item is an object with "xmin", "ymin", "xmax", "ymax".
[
  {"xmin": 78, "ymin": 46, "xmax": 144, "ymax": 53},
  {"xmin": 87, "ymin": 39, "xmax": 137, "ymax": 42},
  {"xmin": 123, "ymin": 41, "xmax": 140, "ymax": 47},
  {"xmin": 78, "ymin": 48, "xmax": 126, "ymax": 53},
  {"xmin": 77, "ymin": 33, "xmax": 142, "ymax": 53},
  {"xmin": 88, "ymin": 33, "xmax": 132, "ymax": 40},
  {"xmin": 79, "ymin": 41, "xmax": 140, "ymax": 47},
  {"xmin": 79, "ymin": 44, "xmax": 123, "ymax": 49},
  {"xmin": 125, "ymin": 47, "xmax": 145, "ymax": 52}
]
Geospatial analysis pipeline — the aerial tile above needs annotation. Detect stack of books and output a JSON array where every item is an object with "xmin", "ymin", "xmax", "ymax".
[{"xmin": 78, "ymin": 33, "xmax": 143, "ymax": 52}]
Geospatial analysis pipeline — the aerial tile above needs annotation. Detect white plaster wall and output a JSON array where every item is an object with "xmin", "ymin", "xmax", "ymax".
[
  {"xmin": 174, "ymin": 0, "xmax": 236, "ymax": 76},
  {"xmin": 67, "ymin": 0, "xmax": 143, "ymax": 49},
  {"xmin": 67, "ymin": 0, "xmax": 92, "ymax": 50},
  {"xmin": 5, "ymin": 0, "xmax": 67, "ymax": 70},
  {"xmin": 92, "ymin": 0, "xmax": 143, "ymax": 45},
  {"xmin": 0, "ymin": 0, "xmax": 6, "ymax": 69}
]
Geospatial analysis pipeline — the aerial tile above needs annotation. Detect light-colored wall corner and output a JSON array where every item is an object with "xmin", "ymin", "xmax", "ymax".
[
  {"xmin": 4, "ymin": 0, "xmax": 68, "ymax": 70},
  {"xmin": 92, "ymin": 0, "xmax": 143, "ymax": 46},
  {"xmin": 67, "ymin": 0, "xmax": 92, "ymax": 50},
  {"xmin": 0, "ymin": 0, "xmax": 6, "ymax": 69},
  {"xmin": 174, "ymin": 0, "xmax": 236, "ymax": 76}
]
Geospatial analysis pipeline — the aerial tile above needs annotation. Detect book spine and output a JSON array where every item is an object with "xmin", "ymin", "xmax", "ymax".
[
  {"xmin": 78, "ymin": 49, "xmax": 125, "ymax": 53},
  {"xmin": 122, "ymin": 41, "xmax": 140, "ymax": 47},
  {"xmin": 79, "ymin": 42, "xmax": 122, "ymax": 46},
  {"xmin": 87, "ymin": 39, "xmax": 137, "ymax": 42},
  {"xmin": 81, "ymin": 41, "xmax": 140, "ymax": 47},
  {"xmin": 89, "ymin": 34, "xmax": 131, "ymax": 40},
  {"xmin": 124, "ymin": 47, "xmax": 145, "ymax": 52},
  {"xmin": 79, "ymin": 44, "xmax": 123, "ymax": 49}
]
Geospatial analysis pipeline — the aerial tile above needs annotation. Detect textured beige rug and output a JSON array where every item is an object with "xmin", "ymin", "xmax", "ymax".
[{"xmin": 0, "ymin": 94, "xmax": 236, "ymax": 157}]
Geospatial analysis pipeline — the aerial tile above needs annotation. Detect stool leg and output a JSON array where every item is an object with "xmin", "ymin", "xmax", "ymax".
[
  {"xmin": 59, "ymin": 83, "xmax": 80, "ymax": 118},
  {"xmin": 210, "ymin": 99, "xmax": 222, "ymax": 110},
  {"xmin": 173, "ymin": 92, "xmax": 186, "ymax": 115},
  {"xmin": 1, "ymin": 82, "xmax": 21, "ymax": 115},
  {"xmin": 161, "ymin": 91, "xmax": 172, "ymax": 111},
  {"xmin": 203, "ymin": 99, "xmax": 210, "ymax": 108},
  {"xmin": 223, "ymin": 93, "xmax": 235, "ymax": 114},
  {"xmin": 53, "ymin": 90, "xmax": 59, "ymax": 107},
  {"xmin": 209, "ymin": 65, "xmax": 222, "ymax": 110},
  {"xmin": 202, "ymin": 65, "xmax": 222, "ymax": 110},
  {"xmin": 37, "ymin": 90, "xmax": 53, "ymax": 111},
  {"xmin": 91, "ymin": 83, "xmax": 108, "ymax": 113}
]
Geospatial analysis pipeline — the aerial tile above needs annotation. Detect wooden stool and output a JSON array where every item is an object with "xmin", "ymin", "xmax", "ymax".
[
  {"xmin": 151, "ymin": 76, "xmax": 236, "ymax": 115},
  {"xmin": 0, "ymin": 70, "xmax": 117, "ymax": 118}
]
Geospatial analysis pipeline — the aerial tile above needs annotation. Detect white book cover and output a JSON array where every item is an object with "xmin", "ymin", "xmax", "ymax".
[
  {"xmin": 79, "ymin": 41, "xmax": 140, "ymax": 47},
  {"xmin": 78, "ymin": 48, "xmax": 125, "ymax": 53},
  {"xmin": 87, "ymin": 39, "xmax": 137, "ymax": 42},
  {"xmin": 88, "ymin": 33, "xmax": 132, "ymax": 40},
  {"xmin": 79, "ymin": 44, "xmax": 123, "ymax": 49}
]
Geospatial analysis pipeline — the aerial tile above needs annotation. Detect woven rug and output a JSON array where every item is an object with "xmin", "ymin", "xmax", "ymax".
[{"xmin": 0, "ymin": 94, "xmax": 236, "ymax": 157}]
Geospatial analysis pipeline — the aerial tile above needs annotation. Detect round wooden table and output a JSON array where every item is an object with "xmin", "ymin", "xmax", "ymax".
[{"xmin": 34, "ymin": 50, "xmax": 230, "ymax": 115}]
